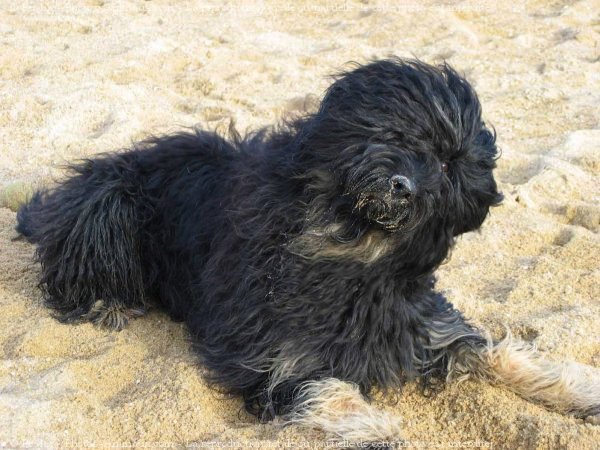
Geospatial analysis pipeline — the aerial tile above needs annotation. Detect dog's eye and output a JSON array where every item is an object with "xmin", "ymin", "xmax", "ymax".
[{"xmin": 441, "ymin": 162, "xmax": 449, "ymax": 173}]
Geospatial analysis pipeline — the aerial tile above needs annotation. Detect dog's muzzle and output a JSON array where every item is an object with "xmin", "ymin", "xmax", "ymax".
[{"xmin": 355, "ymin": 174, "xmax": 417, "ymax": 232}]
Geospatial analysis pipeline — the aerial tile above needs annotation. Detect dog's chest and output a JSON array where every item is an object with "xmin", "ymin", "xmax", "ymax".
[{"xmin": 272, "ymin": 262, "xmax": 428, "ymax": 385}]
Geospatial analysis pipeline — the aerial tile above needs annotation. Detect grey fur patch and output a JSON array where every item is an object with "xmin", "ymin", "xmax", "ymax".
[
  {"xmin": 288, "ymin": 225, "xmax": 396, "ymax": 263},
  {"xmin": 84, "ymin": 300, "xmax": 146, "ymax": 330}
]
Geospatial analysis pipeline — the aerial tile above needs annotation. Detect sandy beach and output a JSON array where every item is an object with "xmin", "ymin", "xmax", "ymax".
[{"xmin": 0, "ymin": 0, "xmax": 599, "ymax": 448}]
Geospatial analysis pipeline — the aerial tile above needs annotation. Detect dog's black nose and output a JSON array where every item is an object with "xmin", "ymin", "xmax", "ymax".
[{"xmin": 390, "ymin": 175, "xmax": 415, "ymax": 199}]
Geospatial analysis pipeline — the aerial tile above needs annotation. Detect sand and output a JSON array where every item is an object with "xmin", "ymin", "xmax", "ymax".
[{"xmin": 0, "ymin": 0, "xmax": 599, "ymax": 448}]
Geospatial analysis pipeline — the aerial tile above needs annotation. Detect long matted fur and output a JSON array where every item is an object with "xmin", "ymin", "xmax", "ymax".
[{"xmin": 16, "ymin": 58, "xmax": 599, "ymax": 445}]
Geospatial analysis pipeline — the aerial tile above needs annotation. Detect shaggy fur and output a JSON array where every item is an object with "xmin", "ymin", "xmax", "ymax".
[{"xmin": 16, "ymin": 58, "xmax": 599, "ymax": 445}]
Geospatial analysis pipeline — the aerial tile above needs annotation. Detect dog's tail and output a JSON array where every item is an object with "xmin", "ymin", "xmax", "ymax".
[
  {"xmin": 16, "ymin": 190, "xmax": 48, "ymax": 242},
  {"xmin": 16, "ymin": 156, "xmax": 149, "ymax": 328}
]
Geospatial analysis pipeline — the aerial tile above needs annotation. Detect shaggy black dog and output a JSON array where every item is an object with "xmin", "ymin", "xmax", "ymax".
[{"xmin": 16, "ymin": 58, "xmax": 599, "ymax": 445}]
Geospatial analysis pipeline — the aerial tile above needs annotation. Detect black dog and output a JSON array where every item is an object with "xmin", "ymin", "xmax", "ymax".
[{"xmin": 17, "ymin": 58, "xmax": 599, "ymax": 444}]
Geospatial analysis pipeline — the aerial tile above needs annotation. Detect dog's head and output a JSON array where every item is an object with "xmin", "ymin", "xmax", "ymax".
[{"xmin": 298, "ymin": 59, "xmax": 502, "ymax": 246}]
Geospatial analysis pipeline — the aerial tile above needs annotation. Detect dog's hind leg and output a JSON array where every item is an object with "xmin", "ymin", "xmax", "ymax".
[
  {"xmin": 283, "ymin": 378, "xmax": 402, "ymax": 447},
  {"xmin": 16, "ymin": 155, "xmax": 150, "ymax": 329},
  {"xmin": 78, "ymin": 300, "xmax": 147, "ymax": 330},
  {"xmin": 423, "ymin": 307, "xmax": 600, "ymax": 420}
]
